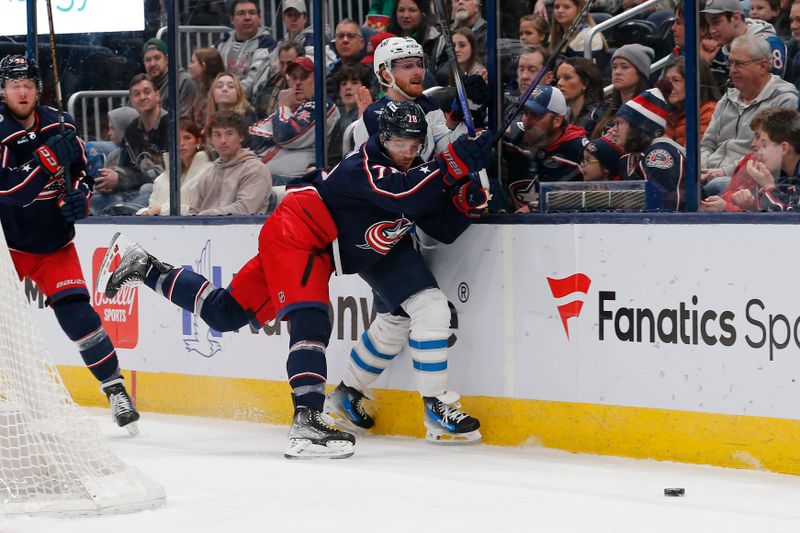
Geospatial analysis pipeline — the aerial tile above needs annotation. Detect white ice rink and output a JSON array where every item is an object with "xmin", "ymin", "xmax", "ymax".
[{"xmin": 3, "ymin": 410, "xmax": 800, "ymax": 533}]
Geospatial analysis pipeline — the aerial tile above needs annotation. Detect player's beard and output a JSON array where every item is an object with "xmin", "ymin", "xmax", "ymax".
[
  {"xmin": 5, "ymin": 100, "xmax": 35, "ymax": 123},
  {"xmin": 395, "ymin": 76, "xmax": 424, "ymax": 98}
]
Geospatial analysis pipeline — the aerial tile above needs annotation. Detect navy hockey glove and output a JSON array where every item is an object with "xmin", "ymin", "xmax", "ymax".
[
  {"xmin": 438, "ymin": 135, "xmax": 486, "ymax": 186},
  {"xmin": 473, "ymin": 131, "xmax": 495, "ymax": 168},
  {"xmin": 58, "ymin": 187, "xmax": 90, "ymax": 222},
  {"xmin": 35, "ymin": 129, "xmax": 81, "ymax": 176},
  {"xmin": 452, "ymin": 177, "xmax": 489, "ymax": 218},
  {"xmin": 463, "ymin": 75, "xmax": 490, "ymax": 110}
]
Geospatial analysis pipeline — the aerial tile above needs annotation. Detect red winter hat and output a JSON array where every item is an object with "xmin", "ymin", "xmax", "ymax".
[{"xmin": 360, "ymin": 32, "xmax": 396, "ymax": 64}]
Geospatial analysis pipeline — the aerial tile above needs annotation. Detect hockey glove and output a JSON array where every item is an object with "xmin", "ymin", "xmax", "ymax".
[
  {"xmin": 35, "ymin": 129, "xmax": 81, "ymax": 176},
  {"xmin": 463, "ymin": 75, "xmax": 491, "ymax": 110},
  {"xmin": 438, "ymin": 135, "xmax": 486, "ymax": 187},
  {"xmin": 473, "ymin": 131, "xmax": 495, "ymax": 168},
  {"xmin": 452, "ymin": 177, "xmax": 489, "ymax": 218},
  {"xmin": 58, "ymin": 187, "xmax": 90, "ymax": 222}
]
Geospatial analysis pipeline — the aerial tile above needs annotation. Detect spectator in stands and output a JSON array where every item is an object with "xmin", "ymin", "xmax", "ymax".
[
  {"xmin": 437, "ymin": 27, "xmax": 487, "ymax": 84},
  {"xmin": 615, "ymin": 82, "xmax": 687, "ymax": 211},
  {"xmin": 281, "ymin": 0, "xmax": 313, "ymax": 48},
  {"xmin": 581, "ymin": 134, "xmax": 624, "ymax": 181},
  {"xmin": 673, "ymin": 1, "xmax": 725, "ymax": 67},
  {"xmin": 85, "ymin": 106, "xmax": 139, "ymax": 183},
  {"xmin": 700, "ymin": 35, "xmax": 798, "ymax": 194},
  {"xmin": 783, "ymin": 0, "xmax": 800, "ymax": 90},
  {"xmin": 91, "ymin": 74, "xmax": 168, "ymax": 215},
  {"xmin": 556, "ymin": 57, "xmax": 606, "ymax": 135},
  {"xmin": 250, "ymin": 42, "xmax": 304, "ymax": 119},
  {"xmin": 205, "ymin": 72, "xmax": 257, "ymax": 137},
  {"xmin": 700, "ymin": 108, "xmax": 779, "ymax": 211},
  {"xmin": 191, "ymin": 111, "xmax": 272, "ymax": 216},
  {"xmin": 327, "ymin": 19, "xmax": 369, "ymax": 96},
  {"xmin": 550, "ymin": 0, "xmax": 608, "ymax": 68},
  {"xmin": 188, "ymin": 48, "xmax": 225, "ymax": 131},
  {"xmin": 505, "ymin": 86, "xmax": 587, "ymax": 212},
  {"xmin": 452, "ymin": 0, "xmax": 488, "ymax": 63},
  {"xmin": 387, "ymin": 0, "xmax": 446, "ymax": 80},
  {"xmin": 663, "ymin": 56, "xmax": 720, "ymax": 147},
  {"xmin": 249, "ymin": 56, "xmax": 339, "ymax": 189},
  {"xmin": 749, "ymin": 0, "xmax": 789, "ymax": 39},
  {"xmin": 329, "ymin": 65, "xmax": 373, "ymax": 165},
  {"xmin": 142, "ymin": 38, "xmax": 197, "ymax": 118},
  {"xmin": 139, "ymin": 118, "xmax": 214, "ymax": 216},
  {"xmin": 504, "ymin": 45, "xmax": 553, "ymax": 113},
  {"xmin": 701, "ymin": 0, "xmax": 786, "ymax": 86},
  {"xmin": 591, "ymin": 45, "xmax": 652, "ymax": 138},
  {"xmin": 216, "ymin": 0, "xmax": 276, "ymax": 96},
  {"xmin": 744, "ymin": 109, "xmax": 800, "ymax": 210},
  {"xmin": 519, "ymin": 15, "xmax": 549, "ymax": 47}
]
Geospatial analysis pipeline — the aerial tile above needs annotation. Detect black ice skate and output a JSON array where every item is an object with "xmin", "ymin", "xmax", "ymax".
[
  {"xmin": 423, "ymin": 391, "xmax": 481, "ymax": 444},
  {"xmin": 96, "ymin": 232, "xmax": 172, "ymax": 299},
  {"xmin": 284, "ymin": 407, "xmax": 356, "ymax": 460},
  {"xmin": 100, "ymin": 378, "xmax": 140, "ymax": 436},
  {"xmin": 324, "ymin": 382, "xmax": 375, "ymax": 433}
]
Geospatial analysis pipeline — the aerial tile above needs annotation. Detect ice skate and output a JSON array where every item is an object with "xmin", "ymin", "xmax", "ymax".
[
  {"xmin": 100, "ymin": 378, "xmax": 140, "ymax": 436},
  {"xmin": 284, "ymin": 407, "xmax": 356, "ymax": 460},
  {"xmin": 423, "ymin": 391, "xmax": 481, "ymax": 444},
  {"xmin": 324, "ymin": 382, "xmax": 375, "ymax": 434},
  {"xmin": 96, "ymin": 232, "xmax": 172, "ymax": 299}
]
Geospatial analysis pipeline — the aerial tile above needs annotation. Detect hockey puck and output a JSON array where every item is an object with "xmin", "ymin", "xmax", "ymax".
[{"xmin": 664, "ymin": 488, "xmax": 685, "ymax": 497}]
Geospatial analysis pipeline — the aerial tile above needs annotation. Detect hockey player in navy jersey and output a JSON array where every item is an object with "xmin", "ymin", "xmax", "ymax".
[
  {"xmin": 351, "ymin": 36, "xmax": 490, "ymax": 161},
  {"xmin": 0, "ymin": 55, "xmax": 140, "ymax": 433},
  {"xmin": 97, "ymin": 100, "xmax": 492, "ymax": 458}
]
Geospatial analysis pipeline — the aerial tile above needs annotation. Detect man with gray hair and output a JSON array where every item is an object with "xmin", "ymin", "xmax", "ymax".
[{"xmin": 700, "ymin": 34, "xmax": 798, "ymax": 194}]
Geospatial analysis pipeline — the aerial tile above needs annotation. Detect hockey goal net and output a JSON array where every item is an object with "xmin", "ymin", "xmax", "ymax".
[{"xmin": 0, "ymin": 227, "xmax": 165, "ymax": 516}]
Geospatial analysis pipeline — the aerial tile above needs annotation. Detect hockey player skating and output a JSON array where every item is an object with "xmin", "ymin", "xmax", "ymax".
[
  {"xmin": 0, "ymin": 55, "xmax": 140, "ymax": 433},
  {"xmin": 97, "ymin": 100, "xmax": 491, "ymax": 458}
]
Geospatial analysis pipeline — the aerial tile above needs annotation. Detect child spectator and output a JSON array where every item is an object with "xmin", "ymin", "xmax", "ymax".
[
  {"xmin": 519, "ymin": 15, "xmax": 549, "ymax": 47},
  {"xmin": 556, "ymin": 57, "xmax": 606, "ymax": 135},
  {"xmin": 191, "ymin": 111, "xmax": 272, "ymax": 216},
  {"xmin": 139, "ymin": 118, "xmax": 213, "ymax": 216},
  {"xmin": 663, "ymin": 56, "xmax": 720, "ymax": 146},
  {"xmin": 581, "ymin": 134, "xmax": 623, "ymax": 181},
  {"xmin": 749, "ymin": 0, "xmax": 789, "ymax": 39},
  {"xmin": 187, "ymin": 48, "xmax": 225, "ymax": 131}
]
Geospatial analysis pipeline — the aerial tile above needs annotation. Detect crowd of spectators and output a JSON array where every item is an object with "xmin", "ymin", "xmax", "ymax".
[{"xmin": 75, "ymin": 0, "xmax": 800, "ymax": 215}]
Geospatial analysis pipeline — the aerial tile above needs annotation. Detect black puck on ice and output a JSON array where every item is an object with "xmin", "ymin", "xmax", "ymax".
[{"xmin": 664, "ymin": 488, "xmax": 685, "ymax": 497}]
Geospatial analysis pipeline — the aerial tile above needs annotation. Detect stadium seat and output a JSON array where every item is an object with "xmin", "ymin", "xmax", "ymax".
[{"xmin": 610, "ymin": 19, "xmax": 657, "ymax": 49}]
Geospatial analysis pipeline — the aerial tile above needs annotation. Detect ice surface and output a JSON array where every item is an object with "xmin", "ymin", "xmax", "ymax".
[{"xmin": 3, "ymin": 410, "xmax": 800, "ymax": 532}]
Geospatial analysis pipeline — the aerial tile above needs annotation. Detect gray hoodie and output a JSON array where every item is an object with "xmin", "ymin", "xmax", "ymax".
[
  {"xmin": 216, "ymin": 26, "xmax": 276, "ymax": 86},
  {"xmin": 190, "ymin": 149, "xmax": 272, "ymax": 215},
  {"xmin": 700, "ymin": 75, "xmax": 798, "ymax": 176}
]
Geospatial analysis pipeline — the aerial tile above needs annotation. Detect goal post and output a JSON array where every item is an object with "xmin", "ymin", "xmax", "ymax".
[{"xmin": 0, "ymin": 226, "xmax": 165, "ymax": 517}]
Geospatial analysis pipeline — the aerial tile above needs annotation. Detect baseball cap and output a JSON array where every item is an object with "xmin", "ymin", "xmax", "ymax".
[
  {"xmin": 143, "ymin": 38, "xmax": 167, "ymax": 56},
  {"xmin": 283, "ymin": 0, "xmax": 307, "ymax": 14},
  {"xmin": 700, "ymin": 0, "xmax": 743, "ymax": 14},
  {"xmin": 286, "ymin": 56, "xmax": 314, "ymax": 74},
  {"xmin": 523, "ymin": 85, "xmax": 568, "ymax": 116}
]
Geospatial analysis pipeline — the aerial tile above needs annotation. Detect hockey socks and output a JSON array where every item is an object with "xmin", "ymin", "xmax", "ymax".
[
  {"xmin": 286, "ymin": 308, "xmax": 331, "ymax": 412},
  {"xmin": 52, "ymin": 298, "xmax": 120, "ymax": 382}
]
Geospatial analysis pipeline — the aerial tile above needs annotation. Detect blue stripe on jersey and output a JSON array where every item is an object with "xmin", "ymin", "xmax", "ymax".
[{"xmin": 408, "ymin": 338, "xmax": 448, "ymax": 350}]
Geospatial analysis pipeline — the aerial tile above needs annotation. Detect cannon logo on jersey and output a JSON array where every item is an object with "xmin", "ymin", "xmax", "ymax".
[
  {"xmin": 92, "ymin": 247, "xmax": 139, "ymax": 349},
  {"xmin": 357, "ymin": 218, "xmax": 413, "ymax": 254},
  {"xmin": 36, "ymin": 173, "xmax": 65, "ymax": 201},
  {"xmin": 181, "ymin": 240, "xmax": 223, "ymax": 359},
  {"xmin": 547, "ymin": 273, "xmax": 592, "ymax": 339}
]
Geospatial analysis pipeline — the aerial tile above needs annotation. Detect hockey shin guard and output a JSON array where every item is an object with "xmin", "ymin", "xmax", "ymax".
[
  {"xmin": 344, "ymin": 311, "xmax": 410, "ymax": 391},
  {"xmin": 52, "ymin": 298, "xmax": 120, "ymax": 383},
  {"xmin": 286, "ymin": 308, "xmax": 331, "ymax": 412},
  {"xmin": 402, "ymin": 288, "xmax": 450, "ymax": 398}
]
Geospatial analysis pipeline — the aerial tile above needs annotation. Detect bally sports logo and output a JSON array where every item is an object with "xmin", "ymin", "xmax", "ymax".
[
  {"xmin": 92, "ymin": 247, "xmax": 139, "ymax": 349},
  {"xmin": 547, "ymin": 273, "xmax": 591, "ymax": 339}
]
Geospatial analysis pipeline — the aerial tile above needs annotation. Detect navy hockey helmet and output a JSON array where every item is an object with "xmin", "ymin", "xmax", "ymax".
[
  {"xmin": 379, "ymin": 100, "xmax": 427, "ymax": 144},
  {"xmin": 0, "ymin": 55, "xmax": 43, "ymax": 96}
]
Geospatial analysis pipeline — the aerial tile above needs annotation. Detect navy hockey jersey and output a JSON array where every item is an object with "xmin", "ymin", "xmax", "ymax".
[
  {"xmin": 289, "ymin": 135, "xmax": 470, "ymax": 275},
  {"xmin": 0, "ymin": 105, "xmax": 88, "ymax": 253},
  {"xmin": 621, "ymin": 137, "xmax": 686, "ymax": 211}
]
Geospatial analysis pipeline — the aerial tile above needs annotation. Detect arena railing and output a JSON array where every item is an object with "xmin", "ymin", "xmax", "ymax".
[
  {"xmin": 67, "ymin": 90, "xmax": 130, "ymax": 142},
  {"xmin": 583, "ymin": 0, "xmax": 664, "ymax": 59}
]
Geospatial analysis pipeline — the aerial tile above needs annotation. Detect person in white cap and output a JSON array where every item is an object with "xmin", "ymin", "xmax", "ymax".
[{"xmin": 504, "ymin": 85, "xmax": 587, "ymax": 212}]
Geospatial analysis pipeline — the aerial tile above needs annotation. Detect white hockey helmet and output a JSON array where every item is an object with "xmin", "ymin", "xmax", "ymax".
[{"xmin": 373, "ymin": 37, "xmax": 425, "ymax": 96}]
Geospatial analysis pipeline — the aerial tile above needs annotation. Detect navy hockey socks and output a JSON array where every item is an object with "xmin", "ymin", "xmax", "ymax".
[
  {"xmin": 286, "ymin": 308, "xmax": 331, "ymax": 412},
  {"xmin": 52, "ymin": 298, "xmax": 120, "ymax": 382}
]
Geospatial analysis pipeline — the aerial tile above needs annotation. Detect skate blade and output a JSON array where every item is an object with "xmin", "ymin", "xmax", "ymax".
[
  {"xmin": 96, "ymin": 232, "xmax": 133, "ymax": 294},
  {"xmin": 284, "ymin": 438, "xmax": 354, "ymax": 460},
  {"xmin": 123, "ymin": 422, "xmax": 140, "ymax": 436},
  {"xmin": 323, "ymin": 408, "xmax": 370, "ymax": 435},
  {"xmin": 425, "ymin": 428, "xmax": 482, "ymax": 445}
]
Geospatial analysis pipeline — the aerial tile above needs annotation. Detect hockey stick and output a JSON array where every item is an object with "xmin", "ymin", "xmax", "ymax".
[
  {"xmin": 44, "ymin": 0, "xmax": 72, "ymax": 188},
  {"xmin": 497, "ymin": 0, "xmax": 597, "ymax": 141},
  {"xmin": 431, "ymin": 0, "xmax": 491, "ymax": 196}
]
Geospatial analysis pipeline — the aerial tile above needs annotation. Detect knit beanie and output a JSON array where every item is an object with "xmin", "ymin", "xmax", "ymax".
[
  {"xmin": 612, "ymin": 44, "xmax": 654, "ymax": 79},
  {"xmin": 585, "ymin": 134, "xmax": 624, "ymax": 177},
  {"xmin": 616, "ymin": 80, "xmax": 672, "ymax": 137}
]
